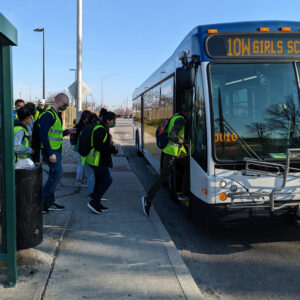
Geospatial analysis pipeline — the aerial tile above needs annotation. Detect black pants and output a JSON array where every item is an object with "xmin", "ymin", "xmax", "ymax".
[{"xmin": 147, "ymin": 153, "xmax": 176, "ymax": 203}]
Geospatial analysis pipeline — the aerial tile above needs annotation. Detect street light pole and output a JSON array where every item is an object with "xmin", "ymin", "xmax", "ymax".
[
  {"xmin": 33, "ymin": 27, "xmax": 45, "ymax": 99},
  {"xmin": 76, "ymin": 0, "xmax": 82, "ymax": 122}
]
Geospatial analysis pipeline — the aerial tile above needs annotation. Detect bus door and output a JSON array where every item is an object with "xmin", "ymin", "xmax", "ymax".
[{"xmin": 172, "ymin": 67, "xmax": 195, "ymax": 197}]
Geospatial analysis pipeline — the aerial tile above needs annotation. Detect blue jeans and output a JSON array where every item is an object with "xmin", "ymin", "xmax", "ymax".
[
  {"xmin": 91, "ymin": 165, "xmax": 112, "ymax": 204},
  {"xmin": 85, "ymin": 162, "xmax": 95, "ymax": 194},
  {"xmin": 76, "ymin": 152, "xmax": 85, "ymax": 181},
  {"xmin": 42, "ymin": 150, "xmax": 63, "ymax": 207}
]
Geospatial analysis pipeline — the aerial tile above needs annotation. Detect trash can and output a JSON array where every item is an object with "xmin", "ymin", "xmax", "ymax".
[{"xmin": 15, "ymin": 163, "xmax": 43, "ymax": 250}]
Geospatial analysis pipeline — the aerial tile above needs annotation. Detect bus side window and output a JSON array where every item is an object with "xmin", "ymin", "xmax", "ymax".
[{"xmin": 192, "ymin": 67, "xmax": 207, "ymax": 171}]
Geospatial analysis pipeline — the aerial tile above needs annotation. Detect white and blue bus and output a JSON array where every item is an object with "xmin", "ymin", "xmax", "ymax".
[{"xmin": 132, "ymin": 21, "xmax": 300, "ymax": 223}]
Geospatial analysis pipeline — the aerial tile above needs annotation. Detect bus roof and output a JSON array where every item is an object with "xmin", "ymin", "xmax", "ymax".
[{"xmin": 133, "ymin": 20, "xmax": 300, "ymax": 99}]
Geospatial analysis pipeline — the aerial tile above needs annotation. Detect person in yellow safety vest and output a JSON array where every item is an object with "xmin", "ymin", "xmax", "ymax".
[
  {"xmin": 34, "ymin": 98, "xmax": 49, "ymax": 121},
  {"xmin": 14, "ymin": 106, "xmax": 34, "ymax": 162},
  {"xmin": 39, "ymin": 93, "xmax": 76, "ymax": 214},
  {"xmin": 13, "ymin": 98, "xmax": 25, "ymax": 119},
  {"xmin": 86, "ymin": 111, "xmax": 118, "ymax": 215},
  {"xmin": 141, "ymin": 108, "xmax": 188, "ymax": 216}
]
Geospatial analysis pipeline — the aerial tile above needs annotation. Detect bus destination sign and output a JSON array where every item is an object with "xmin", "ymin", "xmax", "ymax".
[{"xmin": 206, "ymin": 34, "xmax": 300, "ymax": 58}]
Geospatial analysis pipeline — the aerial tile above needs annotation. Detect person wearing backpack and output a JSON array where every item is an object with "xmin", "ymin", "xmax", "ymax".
[
  {"xmin": 39, "ymin": 93, "xmax": 76, "ymax": 214},
  {"xmin": 72, "ymin": 110, "xmax": 92, "ymax": 190},
  {"xmin": 14, "ymin": 106, "xmax": 34, "ymax": 162},
  {"xmin": 86, "ymin": 111, "xmax": 118, "ymax": 214},
  {"xmin": 80, "ymin": 113, "xmax": 98, "ymax": 201},
  {"xmin": 31, "ymin": 101, "xmax": 51, "ymax": 163},
  {"xmin": 141, "ymin": 108, "xmax": 188, "ymax": 216}
]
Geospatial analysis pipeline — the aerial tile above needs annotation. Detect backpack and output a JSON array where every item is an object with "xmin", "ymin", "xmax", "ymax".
[
  {"xmin": 78, "ymin": 123, "xmax": 94, "ymax": 156},
  {"xmin": 156, "ymin": 118, "xmax": 171, "ymax": 149}
]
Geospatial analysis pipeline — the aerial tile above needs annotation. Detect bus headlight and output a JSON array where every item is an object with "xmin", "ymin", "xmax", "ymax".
[
  {"xmin": 230, "ymin": 185, "xmax": 238, "ymax": 192},
  {"xmin": 219, "ymin": 181, "xmax": 227, "ymax": 188}
]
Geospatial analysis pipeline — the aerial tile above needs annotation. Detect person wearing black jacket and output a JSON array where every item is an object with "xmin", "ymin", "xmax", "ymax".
[
  {"xmin": 87, "ymin": 111, "xmax": 118, "ymax": 214},
  {"xmin": 72, "ymin": 110, "xmax": 92, "ymax": 189}
]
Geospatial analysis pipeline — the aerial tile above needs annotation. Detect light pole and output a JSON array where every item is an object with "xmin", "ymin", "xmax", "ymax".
[
  {"xmin": 33, "ymin": 28, "xmax": 45, "ymax": 99},
  {"xmin": 101, "ymin": 73, "xmax": 117, "ymax": 108},
  {"xmin": 76, "ymin": 0, "xmax": 82, "ymax": 121}
]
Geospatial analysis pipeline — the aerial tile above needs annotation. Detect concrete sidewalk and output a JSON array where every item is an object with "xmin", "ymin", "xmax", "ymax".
[{"xmin": 0, "ymin": 147, "xmax": 202, "ymax": 299}]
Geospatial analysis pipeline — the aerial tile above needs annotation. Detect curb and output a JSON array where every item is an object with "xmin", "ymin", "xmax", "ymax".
[{"xmin": 151, "ymin": 207, "xmax": 204, "ymax": 300}]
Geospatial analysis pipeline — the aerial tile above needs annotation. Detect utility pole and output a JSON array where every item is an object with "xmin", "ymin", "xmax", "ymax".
[{"xmin": 76, "ymin": 0, "xmax": 82, "ymax": 122}]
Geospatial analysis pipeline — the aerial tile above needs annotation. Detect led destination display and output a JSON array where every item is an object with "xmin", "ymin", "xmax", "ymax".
[{"xmin": 206, "ymin": 34, "xmax": 300, "ymax": 58}]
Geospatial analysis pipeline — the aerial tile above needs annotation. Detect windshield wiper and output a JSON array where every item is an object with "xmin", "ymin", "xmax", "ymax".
[{"xmin": 216, "ymin": 88, "xmax": 262, "ymax": 160}]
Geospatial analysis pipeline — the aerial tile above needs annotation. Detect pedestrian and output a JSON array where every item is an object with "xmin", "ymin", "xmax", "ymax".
[
  {"xmin": 99, "ymin": 107, "xmax": 107, "ymax": 121},
  {"xmin": 34, "ymin": 98, "xmax": 48, "ymax": 121},
  {"xmin": 86, "ymin": 111, "xmax": 118, "ymax": 214},
  {"xmin": 13, "ymin": 99, "xmax": 25, "ymax": 119},
  {"xmin": 24, "ymin": 102, "xmax": 36, "ymax": 145},
  {"xmin": 14, "ymin": 106, "xmax": 34, "ymax": 162},
  {"xmin": 39, "ymin": 93, "xmax": 76, "ymax": 214},
  {"xmin": 141, "ymin": 108, "xmax": 188, "ymax": 216},
  {"xmin": 72, "ymin": 110, "xmax": 92, "ymax": 189},
  {"xmin": 84, "ymin": 113, "xmax": 98, "ymax": 201}
]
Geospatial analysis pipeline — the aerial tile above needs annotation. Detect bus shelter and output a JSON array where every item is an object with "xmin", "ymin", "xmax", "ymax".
[{"xmin": 0, "ymin": 13, "xmax": 18, "ymax": 287}]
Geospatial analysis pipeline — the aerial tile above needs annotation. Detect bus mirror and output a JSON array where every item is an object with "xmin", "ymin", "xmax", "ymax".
[{"xmin": 176, "ymin": 66, "xmax": 195, "ymax": 90}]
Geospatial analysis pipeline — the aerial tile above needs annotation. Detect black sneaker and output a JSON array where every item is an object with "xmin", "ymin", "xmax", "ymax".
[
  {"xmin": 87, "ymin": 201, "xmax": 102, "ymax": 215},
  {"xmin": 48, "ymin": 203, "xmax": 65, "ymax": 211},
  {"xmin": 42, "ymin": 204, "xmax": 49, "ymax": 214},
  {"xmin": 100, "ymin": 204, "xmax": 109, "ymax": 212},
  {"xmin": 88, "ymin": 194, "xmax": 93, "ymax": 201},
  {"xmin": 141, "ymin": 196, "xmax": 151, "ymax": 216}
]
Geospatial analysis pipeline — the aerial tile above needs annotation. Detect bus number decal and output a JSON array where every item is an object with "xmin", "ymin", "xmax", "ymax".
[{"xmin": 215, "ymin": 133, "xmax": 237, "ymax": 143}]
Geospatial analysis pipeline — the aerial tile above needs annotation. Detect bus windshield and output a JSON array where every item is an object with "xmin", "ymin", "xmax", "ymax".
[{"xmin": 210, "ymin": 63, "xmax": 300, "ymax": 161}]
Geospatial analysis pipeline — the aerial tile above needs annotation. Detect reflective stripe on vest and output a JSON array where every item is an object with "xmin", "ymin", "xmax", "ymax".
[
  {"xmin": 86, "ymin": 125, "xmax": 108, "ymax": 167},
  {"xmin": 39, "ymin": 108, "xmax": 63, "ymax": 150},
  {"xmin": 14, "ymin": 126, "xmax": 30, "ymax": 162},
  {"xmin": 162, "ymin": 114, "xmax": 186, "ymax": 157}
]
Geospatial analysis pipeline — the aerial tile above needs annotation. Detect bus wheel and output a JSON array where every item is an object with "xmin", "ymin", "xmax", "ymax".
[{"xmin": 135, "ymin": 130, "xmax": 143, "ymax": 156}]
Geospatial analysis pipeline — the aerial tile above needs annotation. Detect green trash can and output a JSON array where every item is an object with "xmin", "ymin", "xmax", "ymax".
[{"xmin": 15, "ymin": 163, "xmax": 43, "ymax": 250}]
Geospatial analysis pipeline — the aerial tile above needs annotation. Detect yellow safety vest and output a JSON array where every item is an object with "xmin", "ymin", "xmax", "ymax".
[
  {"xmin": 35, "ymin": 106, "xmax": 50, "ymax": 122},
  {"xmin": 39, "ymin": 108, "xmax": 63, "ymax": 150},
  {"xmin": 14, "ymin": 126, "xmax": 30, "ymax": 162},
  {"xmin": 86, "ymin": 125, "xmax": 108, "ymax": 166},
  {"xmin": 162, "ymin": 114, "xmax": 187, "ymax": 157}
]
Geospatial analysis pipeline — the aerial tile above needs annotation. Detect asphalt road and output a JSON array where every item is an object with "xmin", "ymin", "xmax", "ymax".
[{"xmin": 113, "ymin": 118, "xmax": 300, "ymax": 300}]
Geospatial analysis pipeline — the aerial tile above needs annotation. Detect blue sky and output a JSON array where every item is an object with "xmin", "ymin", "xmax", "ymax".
[{"xmin": 2, "ymin": 0, "xmax": 300, "ymax": 108}]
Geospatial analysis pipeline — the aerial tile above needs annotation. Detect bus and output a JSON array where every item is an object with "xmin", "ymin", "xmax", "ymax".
[{"xmin": 132, "ymin": 21, "xmax": 300, "ymax": 223}]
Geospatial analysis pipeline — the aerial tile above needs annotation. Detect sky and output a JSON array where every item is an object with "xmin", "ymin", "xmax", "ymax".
[{"xmin": 2, "ymin": 0, "xmax": 300, "ymax": 109}]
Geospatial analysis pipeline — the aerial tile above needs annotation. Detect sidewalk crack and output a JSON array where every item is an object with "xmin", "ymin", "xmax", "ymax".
[{"xmin": 39, "ymin": 210, "xmax": 73, "ymax": 300}]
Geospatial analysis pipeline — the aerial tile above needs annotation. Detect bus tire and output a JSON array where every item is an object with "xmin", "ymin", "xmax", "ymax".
[{"xmin": 135, "ymin": 130, "xmax": 143, "ymax": 157}]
